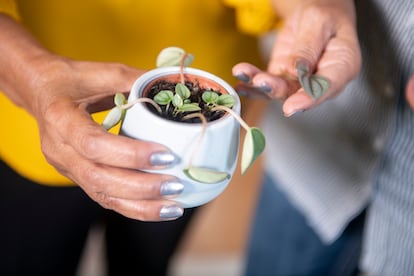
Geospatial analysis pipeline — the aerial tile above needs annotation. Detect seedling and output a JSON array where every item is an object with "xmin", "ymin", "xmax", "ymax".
[{"xmin": 102, "ymin": 46, "xmax": 266, "ymax": 183}]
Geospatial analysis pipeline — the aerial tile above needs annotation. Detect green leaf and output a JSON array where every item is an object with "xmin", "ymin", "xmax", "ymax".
[
  {"xmin": 309, "ymin": 75, "xmax": 330, "ymax": 99},
  {"xmin": 175, "ymin": 83, "xmax": 191, "ymax": 99},
  {"xmin": 241, "ymin": 127, "xmax": 266, "ymax": 174},
  {"xmin": 297, "ymin": 67, "xmax": 330, "ymax": 100},
  {"xmin": 217, "ymin": 94, "xmax": 235, "ymax": 107},
  {"xmin": 179, "ymin": 103, "xmax": 201, "ymax": 112},
  {"xmin": 202, "ymin": 91, "xmax": 219, "ymax": 104},
  {"xmin": 156, "ymin": 46, "xmax": 186, "ymax": 67},
  {"xmin": 183, "ymin": 53, "xmax": 194, "ymax": 67},
  {"xmin": 184, "ymin": 167, "xmax": 230, "ymax": 184},
  {"xmin": 102, "ymin": 106, "xmax": 124, "ymax": 130},
  {"xmin": 114, "ymin": 93, "xmax": 126, "ymax": 106},
  {"xmin": 172, "ymin": 93, "xmax": 183, "ymax": 108},
  {"xmin": 155, "ymin": 46, "xmax": 194, "ymax": 68},
  {"xmin": 154, "ymin": 90, "xmax": 174, "ymax": 105}
]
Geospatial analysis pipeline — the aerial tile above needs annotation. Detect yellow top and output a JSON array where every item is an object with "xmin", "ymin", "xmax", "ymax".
[{"xmin": 0, "ymin": 0, "xmax": 278, "ymax": 186}]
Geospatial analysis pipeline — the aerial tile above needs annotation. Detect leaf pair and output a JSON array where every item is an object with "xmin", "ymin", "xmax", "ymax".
[
  {"xmin": 102, "ymin": 93, "xmax": 127, "ymax": 130},
  {"xmin": 155, "ymin": 83, "xmax": 201, "ymax": 113},
  {"xmin": 156, "ymin": 46, "xmax": 194, "ymax": 67},
  {"xmin": 297, "ymin": 64, "xmax": 330, "ymax": 99},
  {"xmin": 184, "ymin": 126, "xmax": 265, "ymax": 183}
]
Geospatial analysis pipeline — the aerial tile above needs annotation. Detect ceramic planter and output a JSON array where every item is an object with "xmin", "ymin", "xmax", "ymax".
[{"xmin": 120, "ymin": 66, "xmax": 241, "ymax": 208}]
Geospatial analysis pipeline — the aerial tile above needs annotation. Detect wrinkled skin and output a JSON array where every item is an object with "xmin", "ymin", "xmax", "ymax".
[{"xmin": 0, "ymin": 14, "xmax": 183, "ymax": 221}]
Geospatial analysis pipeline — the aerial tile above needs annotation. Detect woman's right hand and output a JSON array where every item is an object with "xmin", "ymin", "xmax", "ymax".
[{"xmin": 0, "ymin": 13, "xmax": 185, "ymax": 221}]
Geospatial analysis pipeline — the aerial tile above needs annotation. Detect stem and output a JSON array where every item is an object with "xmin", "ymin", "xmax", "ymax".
[
  {"xmin": 182, "ymin": 112, "xmax": 207, "ymax": 168},
  {"xmin": 211, "ymin": 105, "xmax": 250, "ymax": 131},
  {"xmin": 121, "ymin": 97, "xmax": 162, "ymax": 114}
]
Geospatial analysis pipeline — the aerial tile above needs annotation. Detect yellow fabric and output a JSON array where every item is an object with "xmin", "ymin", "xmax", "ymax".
[
  {"xmin": 0, "ymin": 0, "xmax": 19, "ymax": 20},
  {"xmin": 0, "ymin": 0, "xmax": 265, "ymax": 186},
  {"xmin": 224, "ymin": 0, "xmax": 281, "ymax": 35}
]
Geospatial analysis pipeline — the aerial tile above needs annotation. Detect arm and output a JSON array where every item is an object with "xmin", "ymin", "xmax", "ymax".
[
  {"xmin": 0, "ymin": 13, "xmax": 184, "ymax": 221},
  {"xmin": 232, "ymin": 0, "xmax": 361, "ymax": 116}
]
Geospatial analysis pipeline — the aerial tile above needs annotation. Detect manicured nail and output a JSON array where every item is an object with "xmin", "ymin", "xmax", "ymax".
[
  {"xmin": 160, "ymin": 179, "xmax": 184, "ymax": 197},
  {"xmin": 284, "ymin": 109, "xmax": 305, "ymax": 117},
  {"xmin": 160, "ymin": 205, "xmax": 184, "ymax": 220},
  {"xmin": 234, "ymin": 73, "xmax": 250, "ymax": 83},
  {"xmin": 258, "ymin": 83, "xmax": 272, "ymax": 93},
  {"xmin": 150, "ymin": 151, "xmax": 179, "ymax": 166},
  {"xmin": 237, "ymin": 90, "xmax": 248, "ymax": 96},
  {"xmin": 295, "ymin": 58, "xmax": 311, "ymax": 74}
]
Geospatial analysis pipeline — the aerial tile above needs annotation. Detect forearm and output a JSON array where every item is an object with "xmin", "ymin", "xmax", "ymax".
[{"xmin": 0, "ymin": 13, "xmax": 54, "ymax": 113}]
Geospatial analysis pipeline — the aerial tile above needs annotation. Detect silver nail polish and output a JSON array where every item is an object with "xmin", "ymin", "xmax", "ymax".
[
  {"xmin": 160, "ymin": 179, "xmax": 184, "ymax": 197},
  {"xmin": 150, "ymin": 151, "xmax": 179, "ymax": 166},
  {"xmin": 160, "ymin": 205, "xmax": 184, "ymax": 220}
]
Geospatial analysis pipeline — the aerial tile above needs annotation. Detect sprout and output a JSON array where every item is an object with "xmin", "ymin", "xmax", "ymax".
[{"xmin": 102, "ymin": 46, "xmax": 266, "ymax": 183}]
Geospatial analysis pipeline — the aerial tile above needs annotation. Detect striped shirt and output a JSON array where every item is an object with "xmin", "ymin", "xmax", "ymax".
[{"xmin": 262, "ymin": 0, "xmax": 414, "ymax": 274}]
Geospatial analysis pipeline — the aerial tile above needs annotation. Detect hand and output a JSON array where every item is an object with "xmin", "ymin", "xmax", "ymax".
[
  {"xmin": 232, "ymin": 0, "xmax": 361, "ymax": 116},
  {"xmin": 0, "ymin": 14, "xmax": 184, "ymax": 221}
]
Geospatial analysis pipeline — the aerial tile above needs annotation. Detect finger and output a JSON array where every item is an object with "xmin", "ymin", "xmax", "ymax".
[
  {"xmin": 232, "ymin": 62, "xmax": 262, "ymax": 83},
  {"xmin": 73, "ymin": 61, "xmax": 145, "ymax": 99},
  {"xmin": 46, "ymin": 100, "xmax": 177, "ymax": 171},
  {"xmin": 233, "ymin": 63, "xmax": 301, "ymax": 100},
  {"xmin": 99, "ymin": 197, "xmax": 184, "ymax": 221},
  {"xmin": 283, "ymin": 34, "xmax": 361, "ymax": 115},
  {"xmin": 44, "ymin": 135, "xmax": 183, "ymax": 199},
  {"xmin": 234, "ymin": 82, "xmax": 274, "ymax": 100},
  {"xmin": 249, "ymin": 71, "xmax": 301, "ymax": 101},
  {"xmin": 75, "ymin": 164, "xmax": 184, "ymax": 201}
]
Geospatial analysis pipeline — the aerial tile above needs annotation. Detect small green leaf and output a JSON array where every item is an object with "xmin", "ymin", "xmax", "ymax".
[
  {"xmin": 241, "ymin": 127, "xmax": 266, "ymax": 174},
  {"xmin": 183, "ymin": 53, "xmax": 194, "ymax": 67},
  {"xmin": 102, "ymin": 106, "xmax": 124, "ymax": 130},
  {"xmin": 217, "ymin": 94, "xmax": 235, "ymax": 108},
  {"xmin": 154, "ymin": 90, "xmax": 174, "ymax": 105},
  {"xmin": 172, "ymin": 93, "xmax": 183, "ymax": 108},
  {"xmin": 298, "ymin": 71, "xmax": 312, "ymax": 96},
  {"xmin": 309, "ymin": 75, "xmax": 330, "ymax": 99},
  {"xmin": 297, "ymin": 66, "xmax": 330, "ymax": 100},
  {"xmin": 202, "ymin": 91, "xmax": 219, "ymax": 104},
  {"xmin": 184, "ymin": 167, "xmax": 230, "ymax": 184},
  {"xmin": 175, "ymin": 83, "xmax": 191, "ymax": 99},
  {"xmin": 156, "ymin": 46, "xmax": 186, "ymax": 67},
  {"xmin": 179, "ymin": 103, "xmax": 201, "ymax": 112},
  {"xmin": 114, "ymin": 93, "xmax": 126, "ymax": 106},
  {"xmin": 155, "ymin": 46, "xmax": 194, "ymax": 68}
]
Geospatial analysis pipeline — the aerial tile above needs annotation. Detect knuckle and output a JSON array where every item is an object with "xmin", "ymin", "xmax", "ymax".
[{"xmin": 96, "ymin": 192, "xmax": 116, "ymax": 210}]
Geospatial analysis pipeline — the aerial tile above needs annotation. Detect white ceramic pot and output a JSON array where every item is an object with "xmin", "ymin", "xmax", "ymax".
[{"xmin": 120, "ymin": 67, "xmax": 241, "ymax": 208}]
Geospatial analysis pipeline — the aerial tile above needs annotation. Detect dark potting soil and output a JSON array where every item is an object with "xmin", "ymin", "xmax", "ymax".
[{"xmin": 144, "ymin": 79, "xmax": 227, "ymax": 123}]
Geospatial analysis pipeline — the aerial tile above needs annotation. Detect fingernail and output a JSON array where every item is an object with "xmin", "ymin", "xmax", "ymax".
[
  {"xmin": 237, "ymin": 90, "xmax": 248, "ymax": 96},
  {"xmin": 257, "ymin": 83, "xmax": 272, "ymax": 93},
  {"xmin": 234, "ymin": 73, "xmax": 250, "ymax": 83},
  {"xmin": 160, "ymin": 205, "xmax": 184, "ymax": 220},
  {"xmin": 160, "ymin": 179, "xmax": 184, "ymax": 197},
  {"xmin": 295, "ymin": 58, "xmax": 310, "ymax": 74},
  {"xmin": 150, "ymin": 151, "xmax": 179, "ymax": 167},
  {"xmin": 284, "ymin": 109, "xmax": 305, "ymax": 117}
]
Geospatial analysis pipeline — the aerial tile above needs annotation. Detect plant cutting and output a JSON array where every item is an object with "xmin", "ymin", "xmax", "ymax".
[{"xmin": 102, "ymin": 47, "xmax": 265, "ymax": 207}]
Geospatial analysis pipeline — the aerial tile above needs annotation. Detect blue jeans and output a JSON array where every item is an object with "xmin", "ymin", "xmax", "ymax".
[{"xmin": 244, "ymin": 174, "xmax": 365, "ymax": 276}]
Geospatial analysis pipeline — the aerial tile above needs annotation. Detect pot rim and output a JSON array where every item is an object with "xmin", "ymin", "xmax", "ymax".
[{"xmin": 127, "ymin": 66, "xmax": 241, "ymax": 129}]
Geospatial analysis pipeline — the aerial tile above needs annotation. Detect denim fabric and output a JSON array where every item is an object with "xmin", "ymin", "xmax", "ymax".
[{"xmin": 244, "ymin": 174, "xmax": 365, "ymax": 276}]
